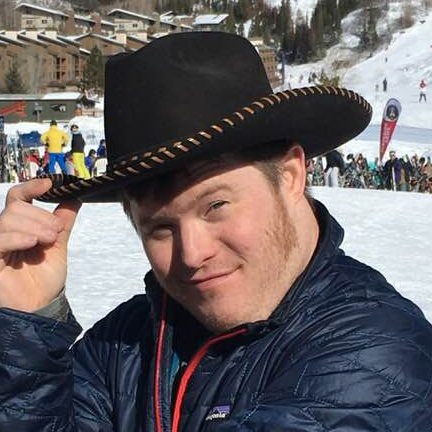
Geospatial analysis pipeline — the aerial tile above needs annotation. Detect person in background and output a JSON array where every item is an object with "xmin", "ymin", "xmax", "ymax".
[
  {"xmin": 324, "ymin": 148, "xmax": 345, "ymax": 187},
  {"xmin": 384, "ymin": 150, "xmax": 402, "ymax": 191},
  {"xmin": 41, "ymin": 145, "xmax": 50, "ymax": 174},
  {"xmin": 26, "ymin": 149, "xmax": 41, "ymax": 179},
  {"xmin": 97, "ymin": 139, "xmax": 107, "ymax": 158},
  {"xmin": 70, "ymin": 124, "xmax": 90, "ymax": 180},
  {"xmin": 64, "ymin": 152, "xmax": 76, "ymax": 176},
  {"xmin": 85, "ymin": 149, "xmax": 97, "ymax": 176},
  {"xmin": 382, "ymin": 77, "xmax": 388, "ymax": 92},
  {"xmin": 40, "ymin": 120, "xmax": 68, "ymax": 174},
  {"xmin": 305, "ymin": 158, "xmax": 314, "ymax": 186},
  {"xmin": 419, "ymin": 79, "xmax": 427, "ymax": 103}
]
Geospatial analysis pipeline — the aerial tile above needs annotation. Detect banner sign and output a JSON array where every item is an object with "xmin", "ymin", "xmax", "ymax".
[{"xmin": 379, "ymin": 98, "xmax": 402, "ymax": 161}]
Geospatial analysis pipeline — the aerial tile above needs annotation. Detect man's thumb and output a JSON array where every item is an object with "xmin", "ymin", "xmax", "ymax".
[{"xmin": 53, "ymin": 200, "xmax": 82, "ymax": 248}]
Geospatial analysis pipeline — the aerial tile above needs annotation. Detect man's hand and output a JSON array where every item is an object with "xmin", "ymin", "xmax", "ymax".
[{"xmin": 0, "ymin": 179, "xmax": 81, "ymax": 312}]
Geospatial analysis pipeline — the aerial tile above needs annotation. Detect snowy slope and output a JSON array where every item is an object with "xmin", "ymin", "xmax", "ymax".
[
  {"xmin": 343, "ymin": 12, "xmax": 432, "ymax": 129},
  {"xmin": 0, "ymin": 183, "xmax": 430, "ymax": 331},
  {"xmin": 286, "ymin": 8, "xmax": 432, "ymax": 130}
]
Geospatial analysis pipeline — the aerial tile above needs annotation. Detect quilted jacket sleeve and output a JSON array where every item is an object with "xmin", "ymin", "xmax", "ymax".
[{"xmin": 0, "ymin": 307, "xmax": 114, "ymax": 431}]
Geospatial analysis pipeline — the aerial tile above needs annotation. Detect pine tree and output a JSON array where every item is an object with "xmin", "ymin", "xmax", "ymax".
[
  {"xmin": 225, "ymin": 2, "xmax": 236, "ymax": 33},
  {"xmin": 82, "ymin": 46, "xmax": 105, "ymax": 93},
  {"xmin": 310, "ymin": 2, "xmax": 324, "ymax": 56},
  {"xmin": 5, "ymin": 58, "xmax": 26, "ymax": 94}
]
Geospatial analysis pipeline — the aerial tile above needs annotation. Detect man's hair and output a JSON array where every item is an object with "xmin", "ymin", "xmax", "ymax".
[
  {"xmin": 122, "ymin": 139, "xmax": 312, "ymax": 219},
  {"xmin": 50, "ymin": 120, "xmax": 57, "ymax": 126}
]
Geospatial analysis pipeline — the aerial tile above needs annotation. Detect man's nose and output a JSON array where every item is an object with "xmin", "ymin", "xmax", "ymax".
[{"xmin": 177, "ymin": 222, "xmax": 216, "ymax": 270}]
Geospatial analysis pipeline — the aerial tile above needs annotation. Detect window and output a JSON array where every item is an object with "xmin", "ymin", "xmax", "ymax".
[
  {"xmin": 26, "ymin": 20, "xmax": 33, "ymax": 25},
  {"xmin": 132, "ymin": 23, "xmax": 138, "ymax": 28},
  {"xmin": 42, "ymin": 19, "xmax": 47, "ymax": 24}
]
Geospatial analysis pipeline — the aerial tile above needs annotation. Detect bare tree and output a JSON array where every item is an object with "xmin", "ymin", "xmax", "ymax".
[{"xmin": 400, "ymin": 1, "xmax": 415, "ymax": 29}]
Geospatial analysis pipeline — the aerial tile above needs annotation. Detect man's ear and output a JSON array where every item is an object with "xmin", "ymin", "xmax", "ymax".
[{"xmin": 280, "ymin": 143, "xmax": 306, "ymax": 202}]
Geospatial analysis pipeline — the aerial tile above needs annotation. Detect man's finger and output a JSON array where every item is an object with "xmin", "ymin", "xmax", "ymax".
[
  {"xmin": 53, "ymin": 200, "xmax": 82, "ymax": 248},
  {"xmin": 5, "ymin": 178, "xmax": 52, "ymax": 205},
  {"xmin": 0, "ymin": 232, "xmax": 38, "ymax": 254}
]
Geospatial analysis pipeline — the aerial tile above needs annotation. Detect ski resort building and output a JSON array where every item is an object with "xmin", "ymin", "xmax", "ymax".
[{"xmin": 0, "ymin": 92, "xmax": 95, "ymax": 123}]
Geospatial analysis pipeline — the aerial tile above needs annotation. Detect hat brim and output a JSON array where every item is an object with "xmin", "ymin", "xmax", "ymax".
[{"xmin": 36, "ymin": 86, "xmax": 372, "ymax": 203}]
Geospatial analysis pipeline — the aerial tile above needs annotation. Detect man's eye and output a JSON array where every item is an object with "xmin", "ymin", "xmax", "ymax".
[
  {"xmin": 207, "ymin": 200, "xmax": 227, "ymax": 214},
  {"xmin": 146, "ymin": 225, "xmax": 172, "ymax": 239}
]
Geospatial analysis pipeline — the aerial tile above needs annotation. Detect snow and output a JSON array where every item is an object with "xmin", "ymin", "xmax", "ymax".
[
  {"xmin": 193, "ymin": 14, "xmax": 228, "ymax": 26},
  {"xmin": 265, "ymin": 0, "xmax": 318, "ymax": 22},
  {"xmin": 286, "ymin": 8, "xmax": 432, "ymax": 131},
  {"xmin": 41, "ymin": 92, "xmax": 81, "ymax": 100},
  {"xmin": 0, "ymin": 183, "xmax": 430, "ymax": 331},
  {"xmin": 15, "ymin": 2, "xmax": 68, "ymax": 18}
]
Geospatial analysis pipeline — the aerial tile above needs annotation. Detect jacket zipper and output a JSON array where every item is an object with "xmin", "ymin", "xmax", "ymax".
[{"xmin": 171, "ymin": 326, "xmax": 248, "ymax": 432}]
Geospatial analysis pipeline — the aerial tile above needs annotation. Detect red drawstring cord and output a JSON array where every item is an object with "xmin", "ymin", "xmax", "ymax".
[
  {"xmin": 154, "ymin": 291, "xmax": 168, "ymax": 432},
  {"xmin": 171, "ymin": 327, "xmax": 247, "ymax": 432}
]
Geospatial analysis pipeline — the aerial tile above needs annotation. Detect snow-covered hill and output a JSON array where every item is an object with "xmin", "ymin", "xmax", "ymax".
[{"xmin": 287, "ymin": 7, "xmax": 432, "ymax": 131}]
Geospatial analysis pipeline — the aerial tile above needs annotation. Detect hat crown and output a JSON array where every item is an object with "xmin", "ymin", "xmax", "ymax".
[{"xmin": 104, "ymin": 32, "xmax": 271, "ymax": 164}]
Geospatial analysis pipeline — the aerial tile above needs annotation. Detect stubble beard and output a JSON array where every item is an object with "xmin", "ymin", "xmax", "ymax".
[{"xmin": 195, "ymin": 194, "xmax": 300, "ymax": 334}]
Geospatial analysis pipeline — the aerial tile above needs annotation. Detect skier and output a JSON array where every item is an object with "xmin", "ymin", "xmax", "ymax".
[
  {"xmin": 40, "ymin": 120, "xmax": 68, "ymax": 174},
  {"xmin": 384, "ymin": 150, "xmax": 402, "ymax": 191},
  {"xmin": 419, "ymin": 79, "xmax": 427, "ymax": 103},
  {"xmin": 382, "ymin": 77, "xmax": 388, "ymax": 92},
  {"xmin": 70, "ymin": 124, "xmax": 90, "ymax": 179},
  {"xmin": 324, "ymin": 149, "xmax": 345, "ymax": 187}
]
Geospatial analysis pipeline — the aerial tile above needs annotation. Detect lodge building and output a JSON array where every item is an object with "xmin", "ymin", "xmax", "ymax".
[{"xmin": 0, "ymin": 3, "xmax": 281, "ymax": 105}]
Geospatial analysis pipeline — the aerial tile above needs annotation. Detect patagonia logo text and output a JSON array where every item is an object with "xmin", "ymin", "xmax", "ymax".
[{"xmin": 205, "ymin": 405, "xmax": 231, "ymax": 421}]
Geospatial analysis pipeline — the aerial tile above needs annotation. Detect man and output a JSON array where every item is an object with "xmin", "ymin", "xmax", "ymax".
[
  {"xmin": 70, "ymin": 124, "xmax": 90, "ymax": 179},
  {"xmin": 323, "ymin": 148, "xmax": 345, "ymax": 187},
  {"xmin": 419, "ymin": 79, "xmax": 427, "ymax": 103},
  {"xmin": 0, "ymin": 32, "xmax": 431, "ymax": 432},
  {"xmin": 384, "ymin": 150, "xmax": 402, "ymax": 191},
  {"xmin": 40, "ymin": 119, "xmax": 69, "ymax": 174}
]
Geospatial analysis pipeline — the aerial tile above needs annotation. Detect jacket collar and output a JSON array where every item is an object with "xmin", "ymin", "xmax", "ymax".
[{"xmin": 265, "ymin": 199, "xmax": 345, "ymax": 326}]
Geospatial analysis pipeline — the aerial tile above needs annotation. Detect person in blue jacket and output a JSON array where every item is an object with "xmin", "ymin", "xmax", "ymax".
[
  {"xmin": 0, "ymin": 32, "xmax": 431, "ymax": 432},
  {"xmin": 97, "ymin": 138, "xmax": 107, "ymax": 158}
]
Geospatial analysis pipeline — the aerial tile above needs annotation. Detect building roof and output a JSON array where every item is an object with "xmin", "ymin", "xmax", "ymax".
[
  {"xmin": 74, "ymin": 32, "xmax": 125, "ymax": 47},
  {"xmin": 74, "ymin": 14, "xmax": 115, "ymax": 28},
  {"xmin": 108, "ymin": 8, "xmax": 192, "ymax": 30},
  {"xmin": 0, "ymin": 31, "xmax": 27, "ymax": 47},
  {"xmin": 37, "ymin": 32, "xmax": 68, "ymax": 47},
  {"xmin": 15, "ymin": 2, "xmax": 68, "ymax": 18},
  {"xmin": 17, "ymin": 30, "xmax": 49, "ymax": 47},
  {"xmin": 57, "ymin": 34, "xmax": 81, "ymax": 46},
  {"xmin": 126, "ymin": 34, "xmax": 147, "ymax": 43},
  {"xmin": 42, "ymin": 92, "xmax": 82, "ymax": 100},
  {"xmin": 0, "ymin": 94, "xmax": 40, "ymax": 100},
  {"xmin": 107, "ymin": 9, "xmax": 156, "ymax": 23},
  {"xmin": 193, "ymin": 14, "xmax": 229, "ymax": 26}
]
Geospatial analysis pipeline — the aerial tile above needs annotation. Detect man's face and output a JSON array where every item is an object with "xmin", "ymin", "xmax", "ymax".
[{"xmin": 129, "ymin": 162, "xmax": 299, "ymax": 333}]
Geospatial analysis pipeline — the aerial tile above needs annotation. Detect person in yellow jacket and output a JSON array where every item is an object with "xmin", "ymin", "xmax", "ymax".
[{"xmin": 40, "ymin": 120, "xmax": 68, "ymax": 174}]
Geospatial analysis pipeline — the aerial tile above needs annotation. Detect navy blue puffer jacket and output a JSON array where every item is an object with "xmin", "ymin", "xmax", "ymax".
[{"xmin": 1, "ymin": 201, "xmax": 432, "ymax": 431}]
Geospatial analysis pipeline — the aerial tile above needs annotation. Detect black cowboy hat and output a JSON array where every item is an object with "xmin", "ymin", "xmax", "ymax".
[{"xmin": 37, "ymin": 32, "xmax": 372, "ymax": 203}]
